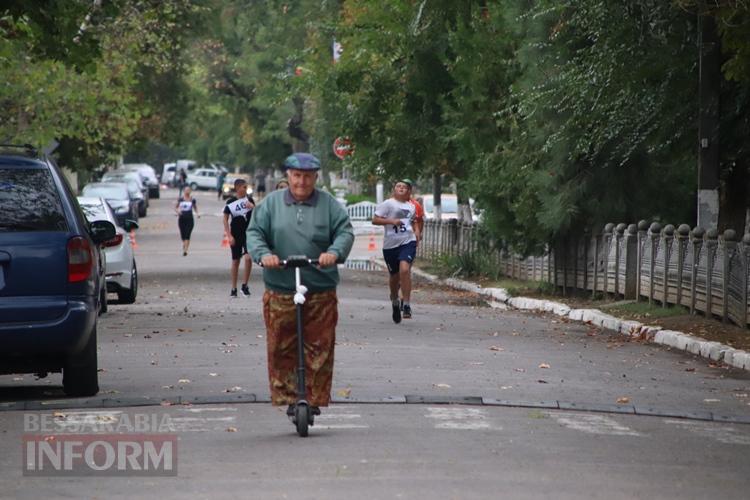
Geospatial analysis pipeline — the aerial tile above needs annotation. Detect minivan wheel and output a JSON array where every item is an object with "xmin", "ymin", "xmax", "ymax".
[
  {"xmin": 118, "ymin": 263, "xmax": 138, "ymax": 304},
  {"xmin": 190, "ymin": 182, "xmax": 198, "ymax": 190},
  {"xmin": 63, "ymin": 326, "xmax": 99, "ymax": 397}
]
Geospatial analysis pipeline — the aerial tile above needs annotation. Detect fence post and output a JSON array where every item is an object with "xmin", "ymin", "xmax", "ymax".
[
  {"xmin": 615, "ymin": 223, "xmax": 626, "ymax": 298},
  {"xmin": 722, "ymin": 229, "xmax": 738, "ymax": 324},
  {"xmin": 662, "ymin": 224, "xmax": 675, "ymax": 308},
  {"xmin": 705, "ymin": 228, "xmax": 719, "ymax": 318},
  {"xmin": 648, "ymin": 222, "xmax": 662, "ymax": 305},
  {"xmin": 603, "ymin": 223, "xmax": 615, "ymax": 295},
  {"xmin": 676, "ymin": 224, "xmax": 690, "ymax": 307},
  {"xmin": 636, "ymin": 220, "xmax": 649, "ymax": 302},
  {"xmin": 742, "ymin": 233, "xmax": 750, "ymax": 327},
  {"xmin": 592, "ymin": 233, "xmax": 600, "ymax": 299},
  {"xmin": 690, "ymin": 226, "xmax": 705, "ymax": 315},
  {"xmin": 623, "ymin": 224, "xmax": 638, "ymax": 299}
]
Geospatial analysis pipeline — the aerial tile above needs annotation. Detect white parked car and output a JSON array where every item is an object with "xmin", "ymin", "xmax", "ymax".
[
  {"xmin": 162, "ymin": 163, "xmax": 177, "ymax": 186},
  {"xmin": 122, "ymin": 163, "xmax": 160, "ymax": 199},
  {"xmin": 187, "ymin": 168, "xmax": 219, "ymax": 190},
  {"xmin": 420, "ymin": 194, "xmax": 479, "ymax": 222},
  {"xmin": 77, "ymin": 197, "xmax": 139, "ymax": 304}
]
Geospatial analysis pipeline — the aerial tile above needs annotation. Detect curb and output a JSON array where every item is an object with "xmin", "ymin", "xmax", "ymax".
[
  {"xmin": 2, "ymin": 394, "xmax": 749, "ymax": 424},
  {"xmin": 398, "ymin": 262, "xmax": 750, "ymax": 373}
]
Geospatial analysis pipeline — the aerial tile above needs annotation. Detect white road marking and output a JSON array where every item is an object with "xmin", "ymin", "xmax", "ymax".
[
  {"xmin": 314, "ymin": 407, "xmax": 369, "ymax": 430},
  {"xmin": 425, "ymin": 407, "xmax": 493, "ymax": 430},
  {"xmin": 663, "ymin": 419, "xmax": 750, "ymax": 445},
  {"xmin": 182, "ymin": 407, "xmax": 238, "ymax": 413},
  {"xmin": 551, "ymin": 412, "xmax": 642, "ymax": 436}
]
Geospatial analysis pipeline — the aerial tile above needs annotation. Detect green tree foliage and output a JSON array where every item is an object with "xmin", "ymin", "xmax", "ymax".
[
  {"xmin": 469, "ymin": 1, "xmax": 701, "ymax": 253},
  {"xmin": 0, "ymin": 1, "xmax": 200, "ymax": 171},
  {"xmin": 176, "ymin": 0, "xmax": 339, "ymax": 171}
]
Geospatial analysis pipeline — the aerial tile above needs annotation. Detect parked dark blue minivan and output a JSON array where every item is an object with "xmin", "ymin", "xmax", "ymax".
[{"xmin": 0, "ymin": 145, "xmax": 115, "ymax": 396}]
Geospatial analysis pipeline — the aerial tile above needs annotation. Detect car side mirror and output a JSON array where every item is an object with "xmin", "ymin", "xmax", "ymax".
[
  {"xmin": 123, "ymin": 219, "xmax": 139, "ymax": 232},
  {"xmin": 89, "ymin": 220, "xmax": 116, "ymax": 244}
]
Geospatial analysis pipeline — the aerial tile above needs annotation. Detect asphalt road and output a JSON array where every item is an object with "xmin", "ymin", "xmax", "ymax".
[{"xmin": 1, "ymin": 187, "xmax": 749, "ymax": 499}]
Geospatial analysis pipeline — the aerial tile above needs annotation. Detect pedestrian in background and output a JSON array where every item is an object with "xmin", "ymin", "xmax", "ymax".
[
  {"xmin": 247, "ymin": 152, "xmax": 354, "ymax": 419},
  {"xmin": 217, "ymin": 170, "xmax": 226, "ymax": 200},
  {"xmin": 372, "ymin": 179, "xmax": 420, "ymax": 323},
  {"xmin": 175, "ymin": 186, "xmax": 199, "ymax": 256},
  {"xmin": 223, "ymin": 178, "xmax": 255, "ymax": 297},
  {"xmin": 275, "ymin": 178, "xmax": 289, "ymax": 190},
  {"xmin": 255, "ymin": 168, "xmax": 266, "ymax": 200},
  {"xmin": 177, "ymin": 169, "xmax": 187, "ymax": 196}
]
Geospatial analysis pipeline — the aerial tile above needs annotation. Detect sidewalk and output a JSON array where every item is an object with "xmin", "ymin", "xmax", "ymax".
[{"xmin": 403, "ymin": 264, "xmax": 750, "ymax": 372}]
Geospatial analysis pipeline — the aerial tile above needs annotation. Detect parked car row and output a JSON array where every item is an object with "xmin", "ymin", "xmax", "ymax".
[
  {"xmin": 0, "ymin": 145, "xmax": 116, "ymax": 397},
  {"xmin": 161, "ymin": 160, "xmax": 229, "ymax": 188}
]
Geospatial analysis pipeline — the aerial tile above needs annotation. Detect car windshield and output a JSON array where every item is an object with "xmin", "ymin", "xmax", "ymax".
[
  {"xmin": 0, "ymin": 167, "xmax": 68, "ymax": 231},
  {"xmin": 423, "ymin": 196, "xmax": 457, "ymax": 213},
  {"xmin": 83, "ymin": 185, "xmax": 129, "ymax": 201},
  {"xmin": 78, "ymin": 202, "xmax": 108, "ymax": 222}
]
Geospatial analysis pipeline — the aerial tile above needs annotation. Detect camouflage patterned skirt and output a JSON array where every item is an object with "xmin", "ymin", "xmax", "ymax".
[{"xmin": 262, "ymin": 289, "xmax": 338, "ymax": 407}]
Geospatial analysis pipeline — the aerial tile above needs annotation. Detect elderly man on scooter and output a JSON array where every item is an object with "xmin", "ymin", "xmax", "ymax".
[{"xmin": 247, "ymin": 152, "xmax": 354, "ymax": 421}]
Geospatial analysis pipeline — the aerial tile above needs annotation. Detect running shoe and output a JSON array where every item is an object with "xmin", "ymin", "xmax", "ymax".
[
  {"xmin": 402, "ymin": 303, "xmax": 412, "ymax": 319},
  {"xmin": 241, "ymin": 284, "xmax": 250, "ymax": 297},
  {"xmin": 392, "ymin": 300, "xmax": 401, "ymax": 324},
  {"xmin": 230, "ymin": 288, "xmax": 238, "ymax": 298}
]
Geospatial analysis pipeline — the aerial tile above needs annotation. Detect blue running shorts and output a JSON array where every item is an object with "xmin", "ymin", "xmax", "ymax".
[{"xmin": 383, "ymin": 241, "xmax": 417, "ymax": 275}]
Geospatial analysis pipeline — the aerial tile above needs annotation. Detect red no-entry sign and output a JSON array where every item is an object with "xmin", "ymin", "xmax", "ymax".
[{"xmin": 333, "ymin": 137, "xmax": 354, "ymax": 159}]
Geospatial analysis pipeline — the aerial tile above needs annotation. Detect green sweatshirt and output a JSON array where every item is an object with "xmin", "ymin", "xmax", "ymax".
[{"xmin": 247, "ymin": 188, "xmax": 354, "ymax": 293}]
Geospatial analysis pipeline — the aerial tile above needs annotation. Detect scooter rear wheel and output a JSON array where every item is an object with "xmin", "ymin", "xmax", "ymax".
[{"xmin": 295, "ymin": 404, "xmax": 309, "ymax": 437}]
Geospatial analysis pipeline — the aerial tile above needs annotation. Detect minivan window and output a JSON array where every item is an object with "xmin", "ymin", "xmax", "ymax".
[{"xmin": 0, "ymin": 167, "xmax": 68, "ymax": 231}]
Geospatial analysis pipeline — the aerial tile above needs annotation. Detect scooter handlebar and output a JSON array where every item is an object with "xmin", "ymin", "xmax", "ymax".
[
  {"xmin": 282, "ymin": 255, "xmax": 319, "ymax": 268},
  {"xmin": 257, "ymin": 255, "xmax": 319, "ymax": 268}
]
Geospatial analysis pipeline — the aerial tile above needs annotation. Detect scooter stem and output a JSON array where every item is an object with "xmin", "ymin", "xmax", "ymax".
[{"xmin": 295, "ymin": 267, "xmax": 306, "ymax": 400}]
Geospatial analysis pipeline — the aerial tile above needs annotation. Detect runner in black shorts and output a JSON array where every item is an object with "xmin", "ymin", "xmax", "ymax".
[
  {"xmin": 223, "ymin": 178, "xmax": 255, "ymax": 297},
  {"xmin": 175, "ymin": 187, "xmax": 199, "ymax": 256}
]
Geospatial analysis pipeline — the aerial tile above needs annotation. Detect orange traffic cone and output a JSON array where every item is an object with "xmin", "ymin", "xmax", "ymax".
[
  {"xmin": 221, "ymin": 234, "xmax": 229, "ymax": 248},
  {"xmin": 367, "ymin": 235, "xmax": 376, "ymax": 251},
  {"xmin": 129, "ymin": 230, "xmax": 138, "ymax": 250}
]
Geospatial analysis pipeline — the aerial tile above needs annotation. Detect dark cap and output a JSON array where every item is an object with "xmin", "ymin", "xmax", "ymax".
[
  {"xmin": 397, "ymin": 178, "xmax": 414, "ymax": 188},
  {"xmin": 283, "ymin": 153, "xmax": 321, "ymax": 171},
  {"xmin": 234, "ymin": 178, "xmax": 247, "ymax": 189}
]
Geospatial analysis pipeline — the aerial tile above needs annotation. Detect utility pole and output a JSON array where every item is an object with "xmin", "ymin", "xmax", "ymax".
[{"xmin": 697, "ymin": 13, "xmax": 720, "ymax": 230}]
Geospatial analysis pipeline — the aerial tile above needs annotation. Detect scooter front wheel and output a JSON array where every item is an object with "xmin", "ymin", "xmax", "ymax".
[{"xmin": 295, "ymin": 404, "xmax": 309, "ymax": 437}]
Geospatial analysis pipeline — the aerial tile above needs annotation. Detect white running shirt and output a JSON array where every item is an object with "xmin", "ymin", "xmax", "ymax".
[{"xmin": 375, "ymin": 198, "xmax": 417, "ymax": 250}]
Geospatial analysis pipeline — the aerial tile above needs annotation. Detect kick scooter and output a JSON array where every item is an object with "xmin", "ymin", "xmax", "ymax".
[{"xmin": 281, "ymin": 255, "xmax": 318, "ymax": 437}]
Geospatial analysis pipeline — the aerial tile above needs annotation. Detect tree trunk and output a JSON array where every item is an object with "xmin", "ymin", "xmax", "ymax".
[{"xmin": 719, "ymin": 159, "xmax": 750, "ymax": 235}]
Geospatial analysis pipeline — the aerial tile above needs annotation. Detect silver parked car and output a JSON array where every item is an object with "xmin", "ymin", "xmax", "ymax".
[{"xmin": 77, "ymin": 196, "xmax": 139, "ymax": 304}]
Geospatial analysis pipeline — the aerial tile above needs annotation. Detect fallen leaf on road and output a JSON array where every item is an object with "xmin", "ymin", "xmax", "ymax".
[
  {"xmin": 226, "ymin": 427, "xmax": 238, "ymax": 433},
  {"xmin": 256, "ymin": 335, "xmax": 264, "ymax": 339},
  {"xmin": 434, "ymin": 383, "xmax": 452, "ymax": 389},
  {"xmin": 514, "ymin": 368, "xmax": 526, "ymax": 373},
  {"xmin": 704, "ymin": 398, "xmax": 720, "ymax": 403},
  {"xmin": 209, "ymin": 373, "xmax": 218, "ymax": 377},
  {"xmin": 616, "ymin": 397, "xmax": 630, "ymax": 404},
  {"xmin": 123, "ymin": 334, "xmax": 132, "ymax": 338},
  {"xmin": 178, "ymin": 379, "xmax": 190, "ymax": 384},
  {"xmin": 469, "ymin": 362, "xmax": 485, "ymax": 366},
  {"xmin": 336, "ymin": 388, "xmax": 352, "ymax": 398},
  {"xmin": 489, "ymin": 346, "xmax": 505, "ymax": 352},
  {"xmin": 500, "ymin": 385, "xmax": 513, "ymax": 390},
  {"xmin": 539, "ymin": 363, "xmax": 550, "ymax": 369},
  {"xmin": 223, "ymin": 386, "xmax": 243, "ymax": 393},
  {"xmin": 162, "ymin": 385, "xmax": 174, "ymax": 389},
  {"xmin": 537, "ymin": 380, "xmax": 548, "ymax": 384},
  {"xmin": 150, "ymin": 361, "xmax": 158, "ymax": 366}
]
